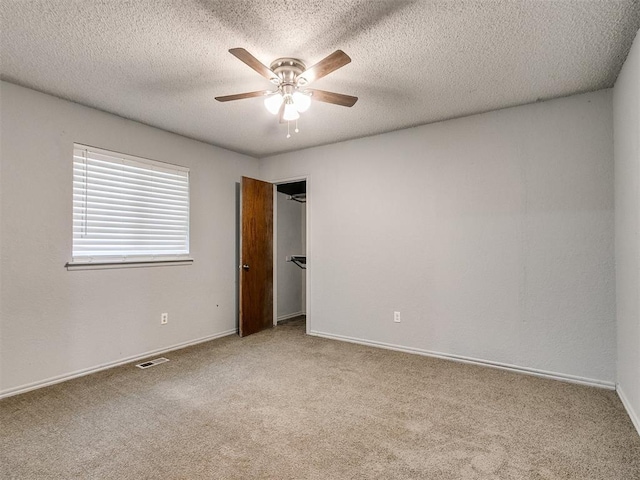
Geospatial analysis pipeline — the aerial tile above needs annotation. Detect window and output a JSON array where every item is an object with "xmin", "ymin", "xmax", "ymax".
[{"xmin": 69, "ymin": 144, "xmax": 191, "ymax": 268}]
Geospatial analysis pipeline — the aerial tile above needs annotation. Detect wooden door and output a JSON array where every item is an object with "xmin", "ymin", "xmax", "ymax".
[{"xmin": 239, "ymin": 176, "xmax": 274, "ymax": 337}]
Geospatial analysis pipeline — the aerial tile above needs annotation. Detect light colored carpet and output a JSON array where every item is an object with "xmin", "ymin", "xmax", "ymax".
[{"xmin": 1, "ymin": 317, "xmax": 639, "ymax": 479}]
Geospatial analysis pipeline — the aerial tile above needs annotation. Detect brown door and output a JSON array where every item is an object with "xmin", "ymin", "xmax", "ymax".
[{"xmin": 239, "ymin": 176, "xmax": 274, "ymax": 337}]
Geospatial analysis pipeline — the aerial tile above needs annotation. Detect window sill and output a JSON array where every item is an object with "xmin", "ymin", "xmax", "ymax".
[{"xmin": 66, "ymin": 259, "xmax": 194, "ymax": 271}]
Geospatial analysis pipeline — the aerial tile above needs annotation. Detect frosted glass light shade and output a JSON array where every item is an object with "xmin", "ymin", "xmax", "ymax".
[
  {"xmin": 283, "ymin": 102, "xmax": 300, "ymax": 121},
  {"xmin": 293, "ymin": 91, "xmax": 311, "ymax": 112},
  {"xmin": 264, "ymin": 93, "xmax": 283, "ymax": 115}
]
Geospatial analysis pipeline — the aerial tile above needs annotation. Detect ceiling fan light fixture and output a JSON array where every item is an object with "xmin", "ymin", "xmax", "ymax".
[
  {"xmin": 283, "ymin": 100, "xmax": 300, "ymax": 121},
  {"xmin": 264, "ymin": 92, "xmax": 284, "ymax": 115},
  {"xmin": 293, "ymin": 91, "xmax": 311, "ymax": 112},
  {"xmin": 217, "ymin": 48, "xmax": 357, "ymax": 135}
]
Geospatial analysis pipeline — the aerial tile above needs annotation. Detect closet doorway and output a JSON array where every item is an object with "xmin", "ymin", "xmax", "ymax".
[{"xmin": 274, "ymin": 178, "xmax": 308, "ymax": 333}]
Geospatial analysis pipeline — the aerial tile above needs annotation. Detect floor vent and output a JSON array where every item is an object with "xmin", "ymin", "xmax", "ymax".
[{"xmin": 136, "ymin": 357, "xmax": 169, "ymax": 369}]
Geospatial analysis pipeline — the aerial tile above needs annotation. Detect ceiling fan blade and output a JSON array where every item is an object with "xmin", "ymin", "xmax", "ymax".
[
  {"xmin": 229, "ymin": 48, "xmax": 278, "ymax": 82},
  {"xmin": 215, "ymin": 90, "xmax": 270, "ymax": 102},
  {"xmin": 299, "ymin": 50, "xmax": 351, "ymax": 84},
  {"xmin": 307, "ymin": 89, "xmax": 358, "ymax": 107}
]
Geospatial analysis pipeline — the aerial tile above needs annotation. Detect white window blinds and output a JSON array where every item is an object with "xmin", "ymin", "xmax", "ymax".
[{"xmin": 72, "ymin": 145, "xmax": 190, "ymax": 264}]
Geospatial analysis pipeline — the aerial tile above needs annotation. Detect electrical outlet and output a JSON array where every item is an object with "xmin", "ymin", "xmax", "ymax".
[
  {"xmin": 394, "ymin": 311, "xmax": 401, "ymax": 323},
  {"xmin": 161, "ymin": 313, "xmax": 168, "ymax": 325}
]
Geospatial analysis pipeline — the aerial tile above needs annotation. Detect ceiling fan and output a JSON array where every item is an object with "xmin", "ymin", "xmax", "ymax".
[{"xmin": 215, "ymin": 48, "xmax": 358, "ymax": 134}]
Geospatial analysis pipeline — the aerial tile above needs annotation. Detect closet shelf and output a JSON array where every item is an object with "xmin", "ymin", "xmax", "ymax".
[
  {"xmin": 287, "ymin": 255, "xmax": 306, "ymax": 269},
  {"xmin": 287, "ymin": 193, "xmax": 306, "ymax": 203}
]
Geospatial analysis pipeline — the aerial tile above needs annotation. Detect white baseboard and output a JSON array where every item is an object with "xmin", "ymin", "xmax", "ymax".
[
  {"xmin": 0, "ymin": 329, "xmax": 237, "ymax": 399},
  {"xmin": 277, "ymin": 311, "xmax": 305, "ymax": 323},
  {"xmin": 309, "ymin": 330, "xmax": 615, "ymax": 390},
  {"xmin": 617, "ymin": 385, "xmax": 640, "ymax": 437}
]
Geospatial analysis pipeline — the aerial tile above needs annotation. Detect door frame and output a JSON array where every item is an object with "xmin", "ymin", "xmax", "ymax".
[{"xmin": 272, "ymin": 174, "xmax": 311, "ymax": 335}]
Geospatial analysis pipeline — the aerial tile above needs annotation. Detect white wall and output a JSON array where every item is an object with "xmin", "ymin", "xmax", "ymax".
[
  {"xmin": 261, "ymin": 90, "xmax": 615, "ymax": 386},
  {"xmin": 276, "ymin": 192, "xmax": 304, "ymax": 320},
  {"xmin": 0, "ymin": 82, "xmax": 259, "ymax": 396},
  {"xmin": 614, "ymin": 29, "xmax": 640, "ymax": 434}
]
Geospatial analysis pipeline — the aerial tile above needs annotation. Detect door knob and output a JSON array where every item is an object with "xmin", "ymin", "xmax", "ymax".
[{"xmin": 242, "ymin": 264, "xmax": 250, "ymax": 270}]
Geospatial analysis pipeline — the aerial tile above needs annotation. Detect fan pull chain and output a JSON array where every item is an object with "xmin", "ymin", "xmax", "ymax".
[
  {"xmin": 287, "ymin": 122, "xmax": 291, "ymax": 139},
  {"xmin": 295, "ymin": 119, "xmax": 299, "ymax": 134}
]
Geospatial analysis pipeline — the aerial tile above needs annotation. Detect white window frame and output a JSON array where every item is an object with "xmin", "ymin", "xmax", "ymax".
[{"xmin": 67, "ymin": 144, "xmax": 193, "ymax": 270}]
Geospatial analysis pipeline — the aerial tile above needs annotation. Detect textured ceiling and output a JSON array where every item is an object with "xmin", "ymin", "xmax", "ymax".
[{"xmin": 1, "ymin": 1, "xmax": 639, "ymax": 158}]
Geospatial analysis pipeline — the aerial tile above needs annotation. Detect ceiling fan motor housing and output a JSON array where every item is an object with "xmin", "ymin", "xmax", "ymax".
[{"xmin": 270, "ymin": 58, "xmax": 307, "ymax": 87}]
